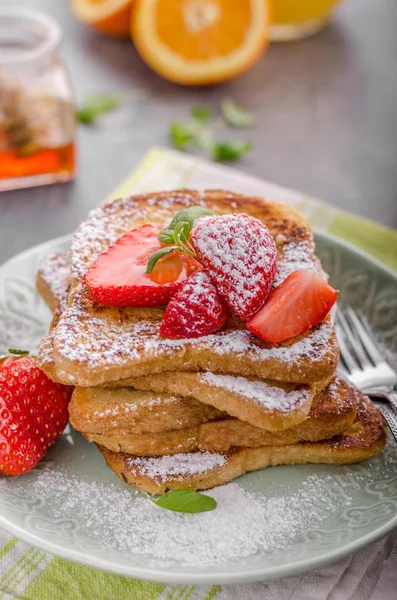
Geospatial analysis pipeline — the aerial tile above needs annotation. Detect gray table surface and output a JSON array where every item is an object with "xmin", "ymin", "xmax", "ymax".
[{"xmin": 0, "ymin": 0, "xmax": 396, "ymax": 265}]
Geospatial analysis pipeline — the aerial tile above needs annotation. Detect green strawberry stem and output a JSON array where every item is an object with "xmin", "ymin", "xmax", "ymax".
[{"xmin": 147, "ymin": 206, "xmax": 211, "ymax": 273}]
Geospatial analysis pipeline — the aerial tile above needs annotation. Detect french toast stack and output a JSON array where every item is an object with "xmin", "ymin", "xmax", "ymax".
[{"xmin": 36, "ymin": 190, "xmax": 386, "ymax": 494}]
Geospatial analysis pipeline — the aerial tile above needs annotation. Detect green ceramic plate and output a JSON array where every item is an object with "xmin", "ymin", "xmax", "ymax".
[{"xmin": 0, "ymin": 232, "xmax": 396, "ymax": 585}]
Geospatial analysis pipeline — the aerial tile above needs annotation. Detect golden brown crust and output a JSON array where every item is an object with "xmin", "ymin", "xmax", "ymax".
[{"xmin": 98, "ymin": 388, "xmax": 386, "ymax": 494}]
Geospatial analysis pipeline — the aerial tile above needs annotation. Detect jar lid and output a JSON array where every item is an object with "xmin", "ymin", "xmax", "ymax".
[{"xmin": 0, "ymin": 8, "xmax": 62, "ymax": 66}]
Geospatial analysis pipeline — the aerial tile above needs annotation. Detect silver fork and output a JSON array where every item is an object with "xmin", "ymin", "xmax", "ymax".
[{"xmin": 336, "ymin": 305, "xmax": 397, "ymax": 441}]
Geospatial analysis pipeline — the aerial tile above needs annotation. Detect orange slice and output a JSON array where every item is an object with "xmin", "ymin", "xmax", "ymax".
[
  {"xmin": 71, "ymin": 0, "xmax": 133, "ymax": 37},
  {"xmin": 131, "ymin": 0, "xmax": 270, "ymax": 85}
]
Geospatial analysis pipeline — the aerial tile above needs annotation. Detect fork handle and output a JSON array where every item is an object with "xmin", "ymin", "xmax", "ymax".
[
  {"xmin": 385, "ymin": 391, "xmax": 397, "ymax": 412},
  {"xmin": 375, "ymin": 403, "xmax": 397, "ymax": 443}
]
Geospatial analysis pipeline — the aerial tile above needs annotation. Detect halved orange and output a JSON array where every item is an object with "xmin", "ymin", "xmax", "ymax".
[
  {"xmin": 131, "ymin": 0, "xmax": 270, "ymax": 86},
  {"xmin": 71, "ymin": 0, "xmax": 133, "ymax": 37}
]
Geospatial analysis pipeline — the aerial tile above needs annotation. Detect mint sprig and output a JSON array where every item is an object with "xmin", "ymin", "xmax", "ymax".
[
  {"xmin": 169, "ymin": 119, "xmax": 213, "ymax": 152},
  {"xmin": 146, "ymin": 206, "xmax": 214, "ymax": 274},
  {"xmin": 149, "ymin": 489, "xmax": 217, "ymax": 513},
  {"xmin": 212, "ymin": 141, "xmax": 253, "ymax": 162},
  {"xmin": 191, "ymin": 106, "xmax": 213, "ymax": 123},
  {"xmin": 221, "ymin": 99, "xmax": 256, "ymax": 128},
  {"xmin": 76, "ymin": 94, "xmax": 120, "ymax": 125},
  {"xmin": 8, "ymin": 348, "xmax": 30, "ymax": 356},
  {"xmin": 169, "ymin": 100, "xmax": 254, "ymax": 162}
]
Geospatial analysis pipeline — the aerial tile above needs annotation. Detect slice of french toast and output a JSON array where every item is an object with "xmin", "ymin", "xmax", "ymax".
[{"xmin": 41, "ymin": 190, "xmax": 338, "ymax": 387}]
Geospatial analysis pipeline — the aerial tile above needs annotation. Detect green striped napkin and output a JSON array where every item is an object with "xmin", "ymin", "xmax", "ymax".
[{"xmin": 0, "ymin": 147, "xmax": 396, "ymax": 599}]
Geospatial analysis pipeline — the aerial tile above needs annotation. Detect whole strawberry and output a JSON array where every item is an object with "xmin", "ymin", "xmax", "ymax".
[
  {"xmin": 160, "ymin": 271, "xmax": 229, "ymax": 339},
  {"xmin": 0, "ymin": 353, "xmax": 72, "ymax": 476},
  {"xmin": 190, "ymin": 213, "xmax": 277, "ymax": 321}
]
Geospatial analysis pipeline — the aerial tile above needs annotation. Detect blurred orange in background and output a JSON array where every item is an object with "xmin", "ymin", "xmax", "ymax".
[
  {"xmin": 131, "ymin": 0, "xmax": 270, "ymax": 85},
  {"xmin": 71, "ymin": 0, "xmax": 133, "ymax": 37}
]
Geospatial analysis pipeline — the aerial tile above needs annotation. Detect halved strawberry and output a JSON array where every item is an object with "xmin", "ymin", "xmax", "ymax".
[
  {"xmin": 160, "ymin": 271, "xmax": 229, "ymax": 339},
  {"xmin": 149, "ymin": 249, "xmax": 200, "ymax": 285},
  {"xmin": 83, "ymin": 225, "xmax": 201, "ymax": 307},
  {"xmin": 247, "ymin": 270, "xmax": 338, "ymax": 343}
]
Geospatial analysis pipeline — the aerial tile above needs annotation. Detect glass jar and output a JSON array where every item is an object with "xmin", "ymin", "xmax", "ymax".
[
  {"xmin": 0, "ymin": 8, "xmax": 76, "ymax": 191},
  {"xmin": 270, "ymin": 0, "xmax": 342, "ymax": 42}
]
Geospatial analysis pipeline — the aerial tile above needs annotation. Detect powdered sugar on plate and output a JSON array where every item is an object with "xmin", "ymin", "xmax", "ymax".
[{"xmin": 2, "ymin": 467, "xmax": 357, "ymax": 565}]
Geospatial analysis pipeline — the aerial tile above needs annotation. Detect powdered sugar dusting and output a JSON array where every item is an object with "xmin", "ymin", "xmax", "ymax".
[
  {"xmin": 200, "ymin": 373, "xmax": 311, "ymax": 412},
  {"xmin": 191, "ymin": 214, "xmax": 278, "ymax": 320},
  {"xmin": 38, "ymin": 329, "xmax": 56, "ymax": 367},
  {"xmin": 161, "ymin": 271, "xmax": 228, "ymax": 338},
  {"xmin": 3, "ymin": 463, "xmax": 380, "ymax": 565},
  {"xmin": 126, "ymin": 452, "xmax": 226, "ymax": 482},
  {"xmin": 91, "ymin": 396, "xmax": 165, "ymax": 420},
  {"xmin": 324, "ymin": 377, "xmax": 351, "ymax": 414},
  {"xmin": 274, "ymin": 241, "xmax": 318, "ymax": 287}
]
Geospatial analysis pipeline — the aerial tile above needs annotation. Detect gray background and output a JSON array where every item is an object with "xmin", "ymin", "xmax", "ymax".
[{"xmin": 1, "ymin": 0, "xmax": 396, "ymax": 264}]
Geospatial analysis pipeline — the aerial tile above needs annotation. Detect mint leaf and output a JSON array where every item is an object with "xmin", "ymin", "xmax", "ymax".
[
  {"xmin": 168, "ymin": 206, "xmax": 214, "ymax": 232},
  {"xmin": 77, "ymin": 94, "xmax": 120, "ymax": 124},
  {"xmin": 221, "ymin": 99, "xmax": 256, "ymax": 128},
  {"xmin": 76, "ymin": 107, "xmax": 97, "ymax": 125},
  {"xmin": 173, "ymin": 220, "xmax": 191, "ymax": 243},
  {"xmin": 146, "ymin": 246, "xmax": 180, "ymax": 274},
  {"xmin": 169, "ymin": 120, "xmax": 214, "ymax": 152},
  {"xmin": 8, "ymin": 348, "xmax": 30, "ymax": 356},
  {"xmin": 169, "ymin": 122, "xmax": 196, "ymax": 150},
  {"xmin": 151, "ymin": 489, "xmax": 217, "ymax": 513},
  {"xmin": 192, "ymin": 106, "xmax": 213, "ymax": 123},
  {"xmin": 158, "ymin": 230, "xmax": 176, "ymax": 245},
  {"xmin": 212, "ymin": 141, "xmax": 252, "ymax": 162}
]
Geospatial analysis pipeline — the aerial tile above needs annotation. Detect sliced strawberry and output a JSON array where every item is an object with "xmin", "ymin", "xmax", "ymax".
[
  {"xmin": 83, "ymin": 225, "xmax": 200, "ymax": 307},
  {"xmin": 149, "ymin": 250, "xmax": 201, "ymax": 285},
  {"xmin": 0, "ymin": 354, "xmax": 72, "ymax": 476},
  {"xmin": 247, "ymin": 270, "xmax": 338, "ymax": 343},
  {"xmin": 160, "ymin": 271, "xmax": 229, "ymax": 339},
  {"xmin": 190, "ymin": 213, "xmax": 277, "ymax": 321}
]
